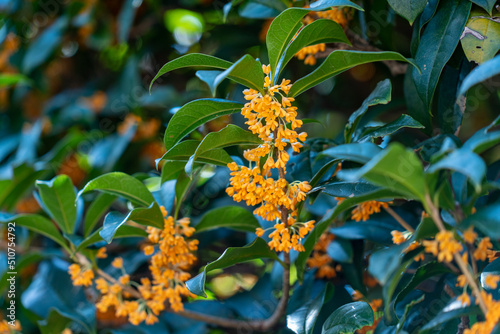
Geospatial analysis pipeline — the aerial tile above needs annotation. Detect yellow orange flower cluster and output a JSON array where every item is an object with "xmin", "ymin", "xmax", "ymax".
[
  {"xmin": 295, "ymin": 7, "xmax": 351, "ymax": 66},
  {"xmin": 307, "ymin": 232, "xmax": 338, "ymax": 279},
  {"xmin": 94, "ymin": 207, "xmax": 198, "ymax": 325},
  {"xmin": 227, "ymin": 65, "xmax": 315, "ymax": 253},
  {"xmin": 0, "ymin": 318, "xmax": 21, "ymax": 334},
  {"xmin": 423, "ymin": 230, "xmax": 463, "ymax": 263},
  {"xmin": 336, "ymin": 198, "xmax": 391, "ymax": 222},
  {"xmin": 464, "ymin": 291, "xmax": 500, "ymax": 334},
  {"xmin": 68, "ymin": 264, "xmax": 94, "ymax": 287},
  {"xmin": 390, "ymin": 230, "xmax": 424, "ymax": 261}
]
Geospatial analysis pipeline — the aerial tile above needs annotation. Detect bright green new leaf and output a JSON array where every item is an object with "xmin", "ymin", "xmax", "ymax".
[
  {"xmin": 79, "ymin": 172, "xmax": 155, "ymax": 207},
  {"xmin": 387, "ymin": 0, "xmax": 427, "ymax": 25},
  {"xmin": 322, "ymin": 301, "xmax": 374, "ymax": 334},
  {"xmin": 150, "ymin": 54, "xmax": 232, "ymax": 91},
  {"xmin": 461, "ymin": 12, "xmax": 500, "ymax": 64},
  {"xmin": 277, "ymin": 19, "xmax": 351, "ymax": 78},
  {"xmin": 99, "ymin": 202, "xmax": 163, "ymax": 243},
  {"xmin": 0, "ymin": 73, "xmax": 31, "ymax": 88},
  {"xmin": 163, "ymin": 99, "xmax": 243, "ymax": 151},
  {"xmin": 36, "ymin": 175, "xmax": 77, "ymax": 235},
  {"xmin": 195, "ymin": 206, "xmax": 260, "ymax": 233},
  {"xmin": 411, "ymin": 0, "xmax": 471, "ymax": 110},
  {"xmin": 337, "ymin": 143, "xmax": 426, "ymax": 201},
  {"xmin": 186, "ymin": 238, "xmax": 279, "ymax": 297},
  {"xmin": 289, "ymin": 51, "xmax": 414, "ymax": 97}
]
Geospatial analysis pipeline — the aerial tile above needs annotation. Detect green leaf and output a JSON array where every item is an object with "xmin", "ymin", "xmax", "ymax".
[
  {"xmin": 470, "ymin": 0, "xmax": 497, "ymax": 15},
  {"xmin": 345, "ymin": 79, "xmax": 392, "ymax": 143},
  {"xmin": 266, "ymin": 8, "xmax": 310, "ymax": 80},
  {"xmin": 36, "ymin": 175, "xmax": 77, "ymax": 235},
  {"xmin": 321, "ymin": 301, "xmax": 374, "ymax": 334},
  {"xmin": 411, "ymin": 0, "xmax": 471, "ymax": 110},
  {"xmin": 420, "ymin": 305, "xmax": 481, "ymax": 332},
  {"xmin": 79, "ymin": 172, "xmax": 155, "ymax": 207},
  {"xmin": 361, "ymin": 114, "xmax": 424, "ymax": 140},
  {"xmin": 150, "ymin": 54, "xmax": 232, "ymax": 91},
  {"xmin": 83, "ymin": 193, "xmax": 116, "ymax": 237},
  {"xmin": 186, "ymin": 238, "xmax": 279, "ymax": 297},
  {"xmin": 99, "ymin": 202, "xmax": 163, "ymax": 243},
  {"xmin": 462, "ymin": 203, "xmax": 500, "ymax": 240},
  {"xmin": 0, "ymin": 252, "xmax": 46, "ymax": 292},
  {"xmin": 458, "ymin": 54, "xmax": 500, "ymax": 97},
  {"xmin": 191, "ymin": 124, "xmax": 262, "ymax": 167},
  {"xmin": 330, "ymin": 219, "xmax": 401, "ymax": 244},
  {"xmin": 387, "ymin": 0, "xmax": 427, "ymax": 24},
  {"xmin": 404, "ymin": 70, "xmax": 432, "ymax": 133},
  {"xmin": 338, "ymin": 143, "xmax": 426, "ymax": 201},
  {"xmin": 0, "ymin": 164, "xmax": 46, "ymax": 211},
  {"xmin": 317, "ymin": 181, "xmax": 380, "ymax": 198},
  {"xmin": 289, "ymin": 51, "xmax": 414, "ymax": 97},
  {"xmin": 368, "ymin": 243, "xmax": 408, "ymax": 285},
  {"xmin": 327, "ymin": 238, "xmax": 353, "ymax": 263},
  {"xmin": 163, "ymin": 98, "xmax": 243, "ymax": 151},
  {"xmin": 309, "ymin": 0, "xmax": 363, "ymax": 11},
  {"xmin": 287, "ymin": 285, "xmax": 328, "ymax": 334},
  {"xmin": 161, "ymin": 140, "xmax": 233, "ymax": 166},
  {"xmin": 204, "ymin": 54, "xmax": 264, "ymax": 95},
  {"xmin": 427, "ymin": 148, "xmax": 486, "ymax": 192},
  {"xmin": 463, "ymin": 129, "xmax": 500, "ymax": 154},
  {"xmin": 0, "ymin": 73, "xmax": 31, "ymax": 88},
  {"xmin": 319, "ymin": 143, "xmax": 382, "ymax": 164},
  {"xmin": 277, "ymin": 19, "xmax": 351, "ymax": 77},
  {"xmin": 38, "ymin": 308, "xmax": 76, "ymax": 334},
  {"xmin": 76, "ymin": 225, "xmax": 147, "ymax": 251},
  {"xmin": 160, "ymin": 161, "xmax": 188, "ymax": 183},
  {"xmin": 0, "ymin": 214, "xmax": 69, "ymax": 252},
  {"xmin": 461, "ymin": 12, "xmax": 500, "ymax": 64},
  {"xmin": 195, "ymin": 206, "xmax": 260, "ymax": 233}
]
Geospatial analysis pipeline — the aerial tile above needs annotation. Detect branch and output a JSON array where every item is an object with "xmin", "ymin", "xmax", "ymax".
[{"xmin": 383, "ymin": 206, "xmax": 415, "ymax": 233}]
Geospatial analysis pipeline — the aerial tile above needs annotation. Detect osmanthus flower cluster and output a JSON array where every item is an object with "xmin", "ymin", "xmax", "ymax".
[
  {"xmin": 68, "ymin": 206, "xmax": 198, "ymax": 326},
  {"xmin": 335, "ymin": 196, "xmax": 392, "ymax": 222},
  {"xmin": 226, "ymin": 65, "xmax": 314, "ymax": 253},
  {"xmin": 295, "ymin": 7, "xmax": 351, "ymax": 65},
  {"xmin": 307, "ymin": 232, "xmax": 339, "ymax": 279}
]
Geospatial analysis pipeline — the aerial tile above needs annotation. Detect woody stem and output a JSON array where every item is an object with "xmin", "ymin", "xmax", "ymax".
[
  {"xmin": 383, "ymin": 206, "xmax": 415, "ymax": 233},
  {"xmin": 424, "ymin": 194, "xmax": 488, "ymax": 314}
]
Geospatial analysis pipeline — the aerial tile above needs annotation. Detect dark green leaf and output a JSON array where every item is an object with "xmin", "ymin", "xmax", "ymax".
[
  {"xmin": 427, "ymin": 148, "xmax": 486, "ymax": 192},
  {"xmin": 191, "ymin": 124, "xmax": 262, "ymax": 167},
  {"xmin": 318, "ymin": 181, "xmax": 380, "ymax": 198},
  {"xmin": 163, "ymin": 99, "xmax": 243, "ymax": 151},
  {"xmin": 160, "ymin": 161, "xmax": 187, "ymax": 183},
  {"xmin": 79, "ymin": 172, "xmax": 155, "ymax": 207},
  {"xmin": 186, "ymin": 238, "xmax": 279, "ymax": 297},
  {"xmin": 36, "ymin": 175, "xmax": 77, "ymax": 235},
  {"xmin": 330, "ymin": 219, "xmax": 400, "ymax": 244},
  {"xmin": 338, "ymin": 143, "xmax": 426, "ymax": 201},
  {"xmin": 277, "ymin": 19, "xmax": 350, "ymax": 77},
  {"xmin": 309, "ymin": 0, "xmax": 363, "ymax": 11},
  {"xmin": 411, "ymin": 0, "xmax": 471, "ymax": 109},
  {"xmin": 195, "ymin": 206, "xmax": 260, "ymax": 233},
  {"xmin": 289, "ymin": 51, "xmax": 415, "ymax": 97},
  {"xmin": 420, "ymin": 305, "xmax": 481, "ymax": 332},
  {"xmin": 150, "ymin": 54, "xmax": 232, "ymax": 91},
  {"xmin": 345, "ymin": 79, "xmax": 392, "ymax": 143},
  {"xmin": 83, "ymin": 193, "xmax": 116, "ymax": 237},
  {"xmin": 0, "ymin": 164, "xmax": 46, "ymax": 211},
  {"xmin": 161, "ymin": 140, "xmax": 233, "ymax": 166},
  {"xmin": 404, "ymin": 70, "xmax": 432, "ymax": 133},
  {"xmin": 387, "ymin": 0, "xmax": 427, "ymax": 24},
  {"xmin": 361, "ymin": 114, "xmax": 424, "ymax": 139},
  {"xmin": 76, "ymin": 225, "xmax": 148, "ymax": 251},
  {"xmin": 321, "ymin": 301, "xmax": 374, "ymax": 334},
  {"xmin": 319, "ymin": 143, "xmax": 382, "ymax": 164},
  {"xmin": 326, "ymin": 238, "xmax": 353, "ymax": 263},
  {"xmin": 462, "ymin": 203, "xmax": 500, "ymax": 240},
  {"xmin": 99, "ymin": 202, "xmax": 163, "ymax": 243},
  {"xmin": 470, "ymin": 0, "xmax": 497, "ymax": 15},
  {"xmin": 287, "ymin": 285, "xmax": 328, "ymax": 334},
  {"xmin": 368, "ymin": 243, "xmax": 408, "ymax": 285},
  {"xmin": 206, "ymin": 54, "xmax": 264, "ymax": 95},
  {"xmin": 0, "ymin": 214, "xmax": 69, "ymax": 252}
]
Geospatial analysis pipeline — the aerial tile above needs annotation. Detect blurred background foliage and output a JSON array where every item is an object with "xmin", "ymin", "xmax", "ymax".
[{"xmin": 0, "ymin": 0, "xmax": 500, "ymax": 333}]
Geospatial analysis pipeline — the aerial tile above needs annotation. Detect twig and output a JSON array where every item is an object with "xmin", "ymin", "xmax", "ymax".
[
  {"xmin": 424, "ymin": 194, "xmax": 488, "ymax": 314},
  {"xmin": 384, "ymin": 206, "xmax": 415, "ymax": 233}
]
